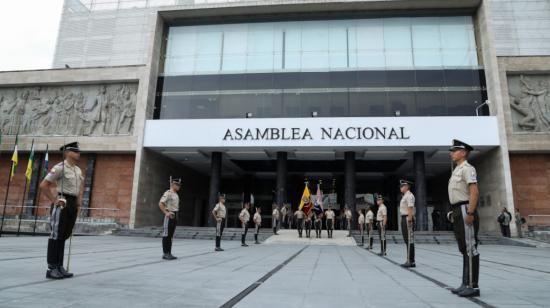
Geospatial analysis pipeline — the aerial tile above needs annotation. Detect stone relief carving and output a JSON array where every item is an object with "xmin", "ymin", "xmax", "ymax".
[
  {"xmin": 0, "ymin": 83, "xmax": 137, "ymax": 136},
  {"xmin": 508, "ymin": 75, "xmax": 550, "ymax": 132}
]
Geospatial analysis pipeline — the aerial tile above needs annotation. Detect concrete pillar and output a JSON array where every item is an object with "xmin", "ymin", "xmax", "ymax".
[
  {"xmin": 276, "ymin": 152, "xmax": 287, "ymax": 206},
  {"xmin": 207, "ymin": 152, "xmax": 222, "ymax": 227},
  {"xmin": 414, "ymin": 151, "xmax": 428, "ymax": 231},
  {"xmin": 344, "ymin": 152, "xmax": 356, "ymax": 227}
]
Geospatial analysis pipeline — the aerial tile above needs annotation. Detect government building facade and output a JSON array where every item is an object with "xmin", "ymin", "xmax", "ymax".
[{"xmin": 1, "ymin": 0, "xmax": 549, "ymax": 234}]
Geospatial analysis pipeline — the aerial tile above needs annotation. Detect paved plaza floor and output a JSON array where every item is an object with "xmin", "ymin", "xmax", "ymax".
[{"xmin": 0, "ymin": 233, "xmax": 549, "ymax": 308}]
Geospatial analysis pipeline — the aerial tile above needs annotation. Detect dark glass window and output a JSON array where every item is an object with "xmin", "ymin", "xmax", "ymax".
[
  {"xmin": 350, "ymin": 92, "xmax": 388, "ymax": 117},
  {"xmin": 416, "ymin": 92, "xmax": 446, "ymax": 116},
  {"xmin": 386, "ymin": 70, "xmax": 415, "ymax": 87},
  {"xmin": 415, "ymin": 70, "xmax": 445, "ymax": 87},
  {"xmin": 388, "ymin": 92, "xmax": 416, "ymax": 116},
  {"xmin": 446, "ymin": 91, "xmax": 477, "ymax": 116}
]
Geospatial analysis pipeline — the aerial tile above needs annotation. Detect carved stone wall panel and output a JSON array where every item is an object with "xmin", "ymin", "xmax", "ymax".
[
  {"xmin": 508, "ymin": 75, "xmax": 550, "ymax": 133},
  {"xmin": 0, "ymin": 83, "xmax": 138, "ymax": 136}
]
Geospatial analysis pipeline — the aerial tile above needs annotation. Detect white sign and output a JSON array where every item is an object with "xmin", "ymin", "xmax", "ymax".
[{"xmin": 143, "ymin": 117, "xmax": 500, "ymax": 148}]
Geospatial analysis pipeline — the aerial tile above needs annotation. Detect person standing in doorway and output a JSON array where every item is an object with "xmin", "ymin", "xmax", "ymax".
[
  {"xmin": 366, "ymin": 206, "xmax": 374, "ymax": 250},
  {"xmin": 325, "ymin": 206, "xmax": 335, "ymax": 238},
  {"xmin": 448, "ymin": 139, "xmax": 481, "ymax": 298},
  {"xmin": 399, "ymin": 179, "xmax": 416, "ymax": 268},
  {"xmin": 159, "ymin": 178, "xmax": 181, "ymax": 260},
  {"xmin": 498, "ymin": 207, "xmax": 512, "ymax": 238},
  {"xmin": 212, "ymin": 194, "xmax": 227, "ymax": 251},
  {"xmin": 253, "ymin": 207, "xmax": 262, "ymax": 244},
  {"xmin": 239, "ymin": 202, "xmax": 251, "ymax": 247},
  {"xmin": 376, "ymin": 196, "xmax": 387, "ymax": 256}
]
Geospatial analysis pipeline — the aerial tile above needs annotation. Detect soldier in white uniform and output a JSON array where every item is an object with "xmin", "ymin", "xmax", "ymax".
[
  {"xmin": 281, "ymin": 204, "xmax": 288, "ymax": 229},
  {"xmin": 325, "ymin": 206, "xmax": 335, "ymax": 238},
  {"xmin": 159, "ymin": 178, "xmax": 181, "ymax": 260},
  {"xmin": 448, "ymin": 139, "xmax": 480, "ymax": 298},
  {"xmin": 239, "ymin": 202, "xmax": 251, "ymax": 247},
  {"xmin": 376, "ymin": 196, "xmax": 388, "ymax": 256},
  {"xmin": 314, "ymin": 212, "xmax": 323, "ymax": 238},
  {"xmin": 305, "ymin": 211, "xmax": 313, "ymax": 238},
  {"xmin": 294, "ymin": 208, "xmax": 305, "ymax": 238},
  {"xmin": 40, "ymin": 142, "xmax": 84, "ymax": 279},
  {"xmin": 358, "ymin": 209, "xmax": 366, "ymax": 246},
  {"xmin": 366, "ymin": 206, "xmax": 374, "ymax": 250},
  {"xmin": 399, "ymin": 179, "xmax": 416, "ymax": 268},
  {"xmin": 344, "ymin": 206, "xmax": 352, "ymax": 237},
  {"xmin": 253, "ymin": 207, "xmax": 262, "ymax": 244},
  {"xmin": 212, "ymin": 194, "xmax": 227, "ymax": 251},
  {"xmin": 272, "ymin": 204, "xmax": 280, "ymax": 235}
]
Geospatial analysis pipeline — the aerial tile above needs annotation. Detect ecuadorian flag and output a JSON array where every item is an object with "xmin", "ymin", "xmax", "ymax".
[
  {"xmin": 10, "ymin": 143, "xmax": 18, "ymax": 180},
  {"xmin": 25, "ymin": 141, "xmax": 35, "ymax": 184},
  {"xmin": 298, "ymin": 183, "xmax": 312, "ymax": 215}
]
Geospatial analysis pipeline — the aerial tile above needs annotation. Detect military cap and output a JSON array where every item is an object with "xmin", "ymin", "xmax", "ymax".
[
  {"xmin": 449, "ymin": 139, "xmax": 474, "ymax": 152},
  {"xmin": 60, "ymin": 141, "xmax": 80, "ymax": 152},
  {"xmin": 377, "ymin": 195, "xmax": 384, "ymax": 201},
  {"xmin": 399, "ymin": 179, "xmax": 414, "ymax": 187},
  {"xmin": 171, "ymin": 178, "xmax": 182, "ymax": 185}
]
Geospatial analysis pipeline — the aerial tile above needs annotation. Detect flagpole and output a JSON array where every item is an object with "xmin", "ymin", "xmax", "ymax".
[
  {"xmin": 0, "ymin": 134, "xmax": 18, "ymax": 237},
  {"xmin": 17, "ymin": 139, "xmax": 34, "ymax": 236},
  {"xmin": 33, "ymin": 144, "xmax": 48, "ymax": 236}
]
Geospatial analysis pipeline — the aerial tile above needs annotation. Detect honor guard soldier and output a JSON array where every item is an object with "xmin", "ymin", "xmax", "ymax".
[
  {"xmin": 239, "ymin": 202, "xmax": 251, "ymax": 247},
  {"xmin": 272, "ymin": 204, "xmax": 280, "ymax": 235},
  {"xmin": 314, "ymin": 212, "xmax": 323, "ymax": 238},
  {"xmin": 294, "ymin": 208, "xmax": 305, "ymax": 238},
  {"xmin": 325, "ymin": 206, "xmax": 335, "ymax": 238},
  {"xmin": 281, "ymin": 204, "xmax": 288, "ymax": 229},
  {"xmin": 376, "ymin": 196, "xmax": 388, "ymax": 256},
  {"xmin": 344, "ymin": 206, "xmax": 352, "ymax": 237},
  {"xmin": 366, "ymin": 206, "xmax": 374, "ymax": 249},
  {"xmin": 305, "ymin": 211, "xmax": 313, "ymax": 238},
  {"xmin": 40, "ymin": 142, "xmax": 83, "ymax": 279},
  {"xmin": 399, "ymin": 179, "xmax": 416, "ymax": 268},
  {"xmin": 358, "ymin": 209, "xmax": 366, "ymax": 246},
  {"xmin": 448, "ymin": 139, "xmax": 480, "ymax": 297},
  {"xmin": 159, "ymin": 178, "xmax": 181, "ymax": 260},
  {"xmin": 212, "ymin": 194, "xmax": 227, "ymax": 251},
  {"xmin": 253, "ymin": 207, "xmax": 262, "ymax": 244}
]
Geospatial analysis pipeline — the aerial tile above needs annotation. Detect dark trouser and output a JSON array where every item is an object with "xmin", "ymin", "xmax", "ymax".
[
  {"xmin": 452, "ymin": 202, "xmax": 480, "ymax": 289},
  {"xmin": 500, "ymin": 224, "xmax": 511, "ymax": 238},
  {"xmin": 315, "ymin": 220, "xmax": 322, "ymax": 237},
  {"xmin": 360, "ymin": 225, "xmax": 365, "ymax": 245},
  {"xmin": 47, "ymin": 195, "xmax": 78, "ymax": 269},
  {"xmin": 401, "ymin": 216, "xmax": 415, "ymax": 263},
  {"xmin": 254, "ymin": 224, "xmax": 260, "ymax": 242},
  {"xmin": 297, "ymin": 218, "xmax": 304, "ymax": 237},
  {"xmin": 215, "ymin": 218, "xmax": 226, "ymax": 248},
  {"xmin": 162, "ymin": 214, "xmax": 177, "ymax": 254},
  {"xmin": 272, "ymin": 218, "xmax": 278, "ymax": 234},
  {"xmin": 241, "ymin": 222, "xmax": 248, "ymax": 244},
  {"xmin": 367, "ymin": 223, "xmax": 374, "ymax": 248},
  {"xmin": 347, "ymin": 218, "xmax": 351, "ymax": 236},
  {"xmin": 326, "ymin": 219, "xmax": 334, "ymax": 238},
  {"xmin": 377, "ymin": 221, "xmax": 386, "ymax": 254},
  {"xmin": 305, "ymin": 220, "xmax": 312, "ymax": 237}
]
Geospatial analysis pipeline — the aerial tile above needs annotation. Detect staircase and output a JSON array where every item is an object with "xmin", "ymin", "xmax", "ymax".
[
  {"xmin": 351, "ymin": 230, "xmax": 535, "ymax": 247},
  {"xmin": 113, "ymin": 226, "xmax": 274, "ymax": 242}
]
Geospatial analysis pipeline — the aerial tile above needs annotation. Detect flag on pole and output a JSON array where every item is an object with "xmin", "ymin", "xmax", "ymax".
[
  {"xmin": 298, "ymin": 182, "xmax": 312, "ymax": 215},
  {"xmin": 25, "ymin": 140, "xmax": 35, "ymax": 184},
  {"xmin": 42, "ymin": 145, "xmax": 49, "ymax": 179},
  {"xmin": 10, "ymin": 137, "xmax": 18, "ymax": 180},
  {"xmin": 314, "ymin": 183, "xmax": 324, "ymax": 214}
]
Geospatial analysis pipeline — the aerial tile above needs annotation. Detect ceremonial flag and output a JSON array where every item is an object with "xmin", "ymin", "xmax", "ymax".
[
  {"xmin": 314, "ymin": 183, "xmax": 324, "ymax": 214},
  {"xmin": 298, "ymin": 183, "xmax": 312, "ymax": 215},
  {"xmin": 42, "ymin": 145, "xmax": 49, "ymax": 179},
  {"xmin": 10, "ymin": 136, "xmax": 18, "ymax": 180}
]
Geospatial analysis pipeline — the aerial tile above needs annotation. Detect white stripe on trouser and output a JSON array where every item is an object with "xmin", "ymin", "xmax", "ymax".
[
  {"xmin": 255, "ymin": 225, "xmax": 259, "ymax": 235},
  {"xmin": 241, "ymin": 223, "xmax": 246, "ymax": 235},
  {"xmin": 379, "ymin": 222, "xmax": 385, "ymax": 240},
  {"xmin": 461, "ymin": 204, "xmax": 478, "ymax": 257},
  {"xmin": 162, "ymin": 216, "xmax": 169, "ymax": 237},
  {"xmin": 49, "ymin": 206, "xmax": 61, "ymax": 240},
  {"xmin": 216, "ymin": 220, "xmax": 221, "ymax": 237}
]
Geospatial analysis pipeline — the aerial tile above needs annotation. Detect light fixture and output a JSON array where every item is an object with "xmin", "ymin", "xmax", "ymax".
[
  {"xmin": 245, "ymin": 112, "xmax": 253, "ymax": 118},
  {"xmin": 475, "ymin": 100, "xmax": 490, "ymax": 116},
  {"xmin": 395, "ymin": 110, "xmax": 401, "ymax": 117},
  {"xmin": 311, "ymin": 111, "xmax": 318, "ymax": 117}
]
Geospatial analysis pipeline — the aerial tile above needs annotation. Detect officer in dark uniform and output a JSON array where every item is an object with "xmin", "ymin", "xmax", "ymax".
[
  {"xmin": 40, "ymin": 142, "xmax": 83, "ymax": 279},
  {"xmin": 448, "ymin": 139, "xmax": 480, "ymax": 297},
  {"xmin": 159, "ymin": 178, "xmax": 181, "ymax": 260}
]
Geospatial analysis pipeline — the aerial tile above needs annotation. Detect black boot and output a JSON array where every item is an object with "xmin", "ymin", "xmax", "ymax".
[
  {"xmin": 241, "ymin": 234, "xmax": 248, "ymax": 247},
  {"xmin": 451, "ymin": 255, "xmax": 469, "ymax": 294},
  {"xmin": 46, "ymin": 266, "xmax": 64, "ymax": 279},
  {"xmin": 58, "ymin": 266, "xmax": 74, "ymax": 278},
  {"xmin": 458, "ymin": 255, "xmax": 480, "ymax": 297},
  {"xmin": 255, "ymin": 234, "xmax": 260, "ymax": 244},
  {"xmin": 215, "ymin": 236, "xmax": 223, "ymax": 251}
]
